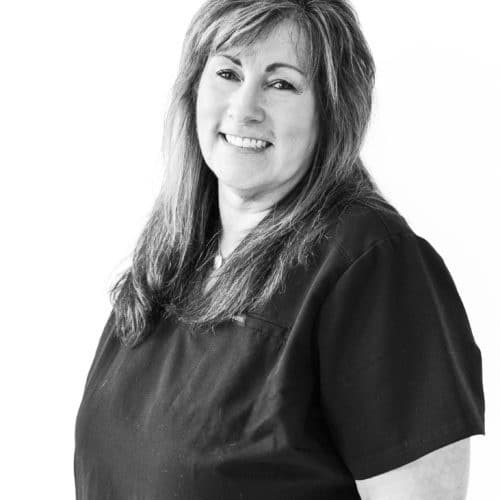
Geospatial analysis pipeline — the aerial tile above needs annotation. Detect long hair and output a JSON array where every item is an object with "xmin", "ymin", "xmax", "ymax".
[{"xmin": 110, "ymin": 0, "xmax": 396, "ymax": 347}]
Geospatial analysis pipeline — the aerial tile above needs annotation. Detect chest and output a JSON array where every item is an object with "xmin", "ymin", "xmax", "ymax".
[{"xmin": 78, "ymin": 315, "xmax": 312, "ymax": 456}]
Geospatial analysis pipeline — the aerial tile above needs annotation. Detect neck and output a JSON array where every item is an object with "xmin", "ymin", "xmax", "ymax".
[{"xmin": 217, "ymin": 183, "xmax": 273, "ymax": 257}]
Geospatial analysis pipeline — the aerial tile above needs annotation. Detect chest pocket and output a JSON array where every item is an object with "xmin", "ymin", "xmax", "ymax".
[{"xmin": 166, "ymin": 313, "xmax": 290, "ymax": 454}]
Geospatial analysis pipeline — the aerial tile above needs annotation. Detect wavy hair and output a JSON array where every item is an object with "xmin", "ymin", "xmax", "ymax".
[{"xmin": 110, "ymin": 0, "xmax": 396, "ymax": 347}]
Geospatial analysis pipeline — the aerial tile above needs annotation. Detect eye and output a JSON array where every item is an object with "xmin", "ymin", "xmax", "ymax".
[
  {"xmin": 270, "ymin": 80, "xmax": 296, "ymax": 91},
  {"xmin": 216, "ymin": 70, "xmax": 239, "ymax": 81},
  {"xmin": 216, "ymin": 70, "xmax": 297, "ymax": 92}
]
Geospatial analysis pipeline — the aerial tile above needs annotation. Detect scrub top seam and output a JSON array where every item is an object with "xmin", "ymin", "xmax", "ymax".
[{"xmin": 322, "ymin": 230, "xmax": 418, "ymax": 305}]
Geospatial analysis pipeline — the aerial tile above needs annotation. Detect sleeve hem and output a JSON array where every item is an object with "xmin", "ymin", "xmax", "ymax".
[{"xmin": 348, "ymin": 418, "xmax": 485, "ymax": 480}]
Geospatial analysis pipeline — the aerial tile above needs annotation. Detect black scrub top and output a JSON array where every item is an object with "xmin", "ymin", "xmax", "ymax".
[{"xmin": 74, "ymin": 202, "xmax": 485, "ymax": 499}]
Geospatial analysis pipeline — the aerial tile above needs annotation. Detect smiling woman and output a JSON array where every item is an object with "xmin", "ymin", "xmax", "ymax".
[
  {"xmin": 196, "ymin": 19, "xmax": 318, "ymax": 205},
  {"xmin": 74, "ymin": 1, "xmax": 485, "ymax": 499}
]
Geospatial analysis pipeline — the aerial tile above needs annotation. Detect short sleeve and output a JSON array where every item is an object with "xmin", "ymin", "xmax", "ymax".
[
  {"xmin": 317, "ymin": 232, "xmax": 485, "ymax": 480},
  {"xmin": 81, "ymin": 310, "xmax": 117, "ymax": 395}
]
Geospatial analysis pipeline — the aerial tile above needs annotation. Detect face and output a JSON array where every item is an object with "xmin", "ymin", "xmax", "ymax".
[{"xmin": 195, "ymin": 20, "xmax": 318, "ymax": 205}]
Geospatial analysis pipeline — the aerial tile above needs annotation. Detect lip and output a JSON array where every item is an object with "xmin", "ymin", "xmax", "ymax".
[
  {"xmin": 219, "ymin": 133, "xmax": 272, "ymax": 152},
  {"xmin": 221, "ymin": 132, "xmax": 273, "ymax": 146}
]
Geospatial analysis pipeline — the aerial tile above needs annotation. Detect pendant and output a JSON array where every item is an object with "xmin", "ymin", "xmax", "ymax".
[{"xmin": 213, "ymin": 254, "xmax": 223, "ymax": 270}]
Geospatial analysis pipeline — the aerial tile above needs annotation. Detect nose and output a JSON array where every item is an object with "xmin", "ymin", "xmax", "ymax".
[{"xmin": 226, "ymin": 81, "xmax": 265, "ymax": 124}]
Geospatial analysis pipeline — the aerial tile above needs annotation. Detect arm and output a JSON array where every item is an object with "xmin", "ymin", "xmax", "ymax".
[{"xmin": 355, "ymin": 438, "xmax": 470, "ymax": 500}]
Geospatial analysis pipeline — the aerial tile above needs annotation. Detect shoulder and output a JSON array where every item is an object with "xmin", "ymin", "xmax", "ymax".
[
  {"xmin": 286, "ymin": 199, "xmax": 430, "ymax": 313},
  {"xmin": 322, "ymin": 200, "xmax": 417, "ymax": 267},
  {"xmin": 267, "ymin": 199, "xmax": 436, "ymax": 323}
]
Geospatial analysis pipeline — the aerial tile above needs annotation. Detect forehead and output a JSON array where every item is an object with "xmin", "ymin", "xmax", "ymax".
[{"xmin": 212, "ymin": 20, "xmax": 311, "ymax": 75}]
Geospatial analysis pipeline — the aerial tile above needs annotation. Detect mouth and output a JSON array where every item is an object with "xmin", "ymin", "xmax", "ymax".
[{"xmin": 219, "ymin": 133, "xmax": 273, "ymax": 151}]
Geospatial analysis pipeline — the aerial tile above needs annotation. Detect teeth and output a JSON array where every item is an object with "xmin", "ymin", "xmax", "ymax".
[{"xmin": 225, "ymin": 134, "xmax": 269, "ymax": 150}]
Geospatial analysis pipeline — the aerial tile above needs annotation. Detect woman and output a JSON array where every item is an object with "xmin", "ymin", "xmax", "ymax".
[{"xmin": 74, "ymin": 1, "xmax": 485, "ymax": 498}]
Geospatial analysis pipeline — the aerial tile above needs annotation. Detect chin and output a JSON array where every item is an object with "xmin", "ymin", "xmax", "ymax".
[{"xmin": 218, "ymin": 175, "xmax": 267, "ymax": 196}]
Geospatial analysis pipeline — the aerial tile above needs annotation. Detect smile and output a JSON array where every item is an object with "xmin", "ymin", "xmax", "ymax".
[{"xmin": 220, "ymin": 133, "xmax": 272, "ymax": 152}]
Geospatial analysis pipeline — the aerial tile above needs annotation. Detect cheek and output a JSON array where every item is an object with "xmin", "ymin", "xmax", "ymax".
[
  {"xmin": 197, "ymin": 102, "xmax": 226, "ymax": 150},
  {"xmin": 277, "ymin": 115, "xmax": 318, "ymax": 173},
  {"xmin": 196, "ymin": 78, "xmax": 214, "ymax": 124},
  {"xmin": 197, "ymin": 77, "xmax": 226, "ymax": 113},
  {"xmin": 282, "ymin": 122, "xmax": 318, "ymax": 157},
  {"xmin": 278, "ymin": 96, "xmax": 317, "ymax": 144}
]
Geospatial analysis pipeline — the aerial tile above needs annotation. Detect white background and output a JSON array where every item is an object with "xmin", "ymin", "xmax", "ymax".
[{"xmin": 1, "ymin": 0, "xmax": 498, "ymax": 497}]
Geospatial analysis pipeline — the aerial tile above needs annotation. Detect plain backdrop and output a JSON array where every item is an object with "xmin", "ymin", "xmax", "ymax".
[{"xmin": 0, "ymin": 0, "xmax": 498, "ymax": 498}]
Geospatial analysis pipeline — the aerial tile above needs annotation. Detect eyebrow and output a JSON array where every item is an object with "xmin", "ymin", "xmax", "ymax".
[{"xmin": 216, "ymin": 54, "xmax": 306, "ymax": 77}]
